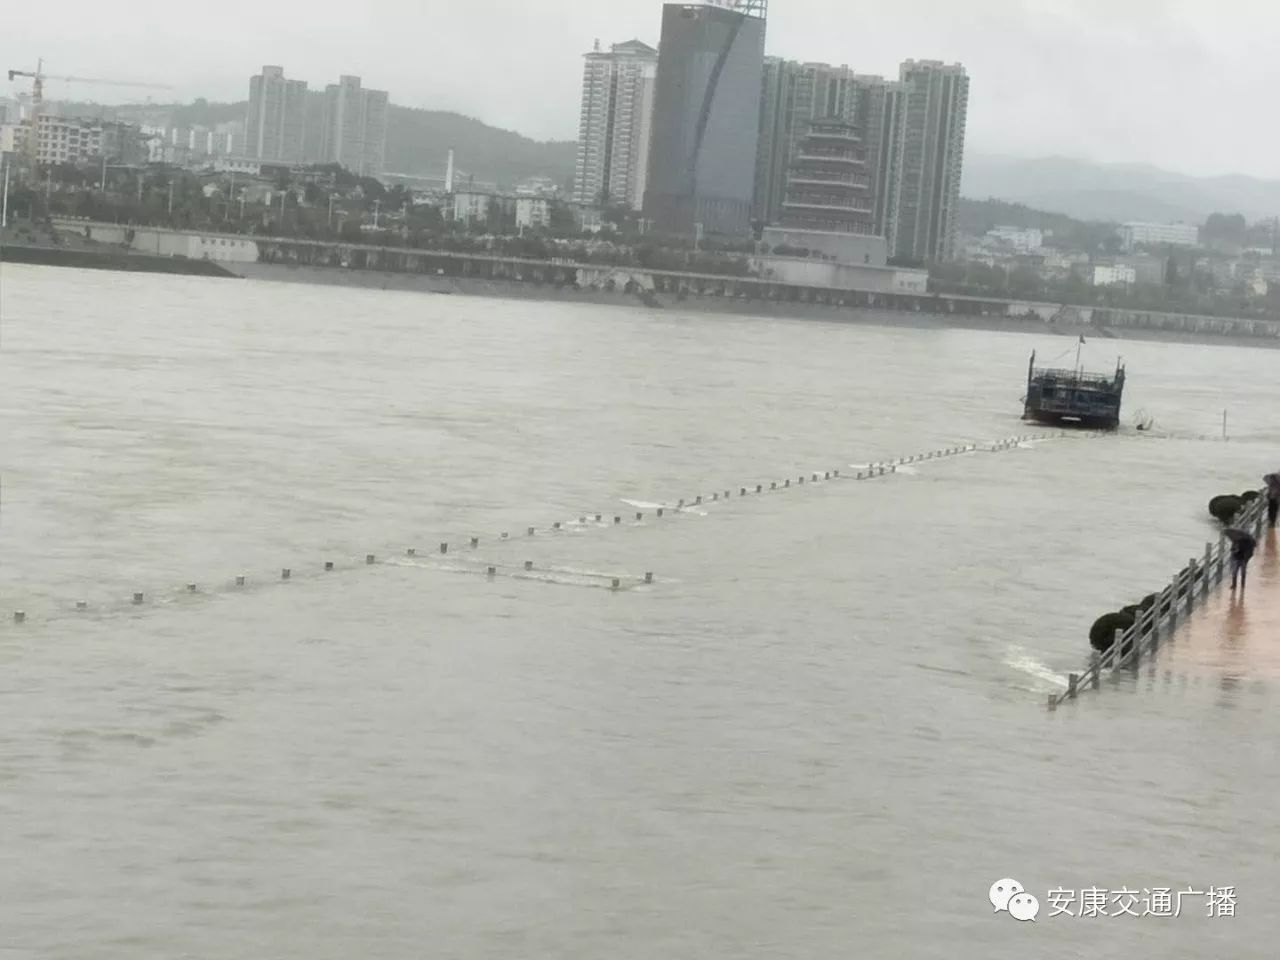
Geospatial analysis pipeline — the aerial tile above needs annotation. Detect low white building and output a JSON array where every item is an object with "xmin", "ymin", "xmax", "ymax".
[
  {"xmin": 213, "ymin": 156, "xmax": 263, "ymax": 175},
  {"xmin": 453, "ymin": 191, "xmax": 493, "ymax": 224},
  {"xmin": 986, "ymin": 225, "xmax": 1043, "ymax": 253},
  {"xmin": 1119, "ymin": 221, "xmax": 1199, "ymax": 250},
  {"xmin": 59, "ymin": 219, "xmax": 260, "ymax": 263},
  {"xmin": 751, "ymin": 255, "xmax": 928, "ymax": 294},
  {"xmin": 1093, "ymin": 264, "xmax": 1137, "ymax": 287},
  {"xmin": 1, "ymin": 122, "xmax": 29, "ymax": 154},
  {"xmin": 515, "ymin": 196, "xmax": 551, "ymax": 230}
]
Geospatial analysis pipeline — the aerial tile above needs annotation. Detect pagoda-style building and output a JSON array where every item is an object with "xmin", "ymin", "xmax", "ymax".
[{"xmin": 779, "ymin": 118, "xmax": 874, "ymax": 235}]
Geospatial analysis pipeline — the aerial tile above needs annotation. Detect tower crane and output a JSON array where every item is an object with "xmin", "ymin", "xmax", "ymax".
[{"xmin": 6, "ymin": 59, "xmax": 173, "ymax": 166}]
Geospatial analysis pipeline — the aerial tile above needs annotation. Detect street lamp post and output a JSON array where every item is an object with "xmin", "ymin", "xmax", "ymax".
[{"xmin": 1, "ymin": 154, "xmax": 10, "ymax": 229}]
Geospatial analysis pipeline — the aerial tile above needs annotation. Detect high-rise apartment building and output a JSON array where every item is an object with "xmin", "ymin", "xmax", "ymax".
[
  {"xmin": 894, "ymin": 60, "xmax": 968, "ymax": 262},
  {"xmin": 643, "ymin": 0, "xmax": 767, "ymax": 236},
  {"xmin": 302, "ymin": 91, "xmax": 328, "ymax": 163},
  {"xmin": 245, "ymin": 66, "xmax": 308, "ymax": 163},
  {"xmin": 320, "ymin": 76, "xmax": 388, "ymax": 177},
  {"xmin": 754, "ymin": 60, "xmax": 904, "ymax": 245},
  {"xmin": 851, "ymin": 77, "xmax": 906, "ymax": 252},
  {"xmin": 572, "ymin": 39, "xmax": 658, "ymax": 210}
]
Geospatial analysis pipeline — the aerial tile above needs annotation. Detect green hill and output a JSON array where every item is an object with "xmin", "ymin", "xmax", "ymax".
[
  {"xmin": 58, "ymin": 99, "xmax": 577, "ymax": 188},
  {"xmin": 384, "ymin": 107, "xmax": 575, "ymax": 186}
]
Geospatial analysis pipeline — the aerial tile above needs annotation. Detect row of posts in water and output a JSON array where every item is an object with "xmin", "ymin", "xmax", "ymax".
[
  {"xmin": 1048, "ymin": 492, "xmax": 1269, "ymax": 709},
  {"xmin": 8, "ymin": 431, "xmax": 1068, "ymax": 625}
]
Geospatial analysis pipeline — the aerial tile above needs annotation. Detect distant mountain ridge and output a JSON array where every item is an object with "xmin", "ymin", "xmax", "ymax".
[
  {"xmin": 59, "ymin": 99, "xmax": 577, "ymax": 189},
  {"xmin": 962, "ymin": 154, "xmax": 1280, "ymax": 224}
]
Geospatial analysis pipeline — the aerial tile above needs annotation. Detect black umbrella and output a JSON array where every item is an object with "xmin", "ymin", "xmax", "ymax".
[{"xmin": 1224, "ymin": 528, "xmax": 1256, "ymax": 546}]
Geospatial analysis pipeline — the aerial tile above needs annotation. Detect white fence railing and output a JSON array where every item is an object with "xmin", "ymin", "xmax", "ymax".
[{"xmin": 1048, "ymin": 492, "xmax": 1269, "ymax": 708}]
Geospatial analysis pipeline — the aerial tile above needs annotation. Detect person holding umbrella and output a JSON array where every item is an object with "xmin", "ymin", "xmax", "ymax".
[
  {"xmin": 1224, "ymin": 527, "xmax": 1258, "ymax": 593},
  {"xmin": 1264, "ymin": 472, "xmax": 1280, "ymax": 528}
]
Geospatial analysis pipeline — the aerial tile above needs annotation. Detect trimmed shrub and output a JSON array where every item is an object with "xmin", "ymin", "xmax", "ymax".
[
  {"xmin": 1089, "ymin": 610, "xmax": 1137, "ymax": 652},
  {"xmin": 1209, "ymin": 495, "xmax": 1243, "ymax": 524}
]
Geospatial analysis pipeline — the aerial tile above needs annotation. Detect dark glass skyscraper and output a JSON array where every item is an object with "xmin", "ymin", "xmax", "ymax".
[{"xmin": 643, "ymin": 2, "xmax": 767, "ymax": 237}]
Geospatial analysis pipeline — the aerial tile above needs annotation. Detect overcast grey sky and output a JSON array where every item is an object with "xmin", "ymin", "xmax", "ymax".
[{"xmin": 3, "ymin": 0, "xmax": 1277, "ymax": 178}]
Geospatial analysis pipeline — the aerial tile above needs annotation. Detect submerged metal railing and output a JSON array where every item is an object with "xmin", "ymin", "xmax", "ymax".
[{"xmin": 1048, "ymin": 492, "xmax": 1269, "ymax": 709}]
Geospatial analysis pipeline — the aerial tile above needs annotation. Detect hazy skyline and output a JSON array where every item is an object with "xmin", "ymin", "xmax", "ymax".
[{"xmin": 4, "ymin": 0, "xmax": 1279, "ymax": 179}]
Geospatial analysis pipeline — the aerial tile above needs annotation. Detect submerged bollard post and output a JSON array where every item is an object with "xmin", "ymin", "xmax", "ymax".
[
  {"xmin": 695, "ymin": 496, "xmax": 702, "ymax": 505},
  {"xmin": 833, "ymin": 470, "xmax": 840, "ymax": 478},
  {"xmin": 1068, "ymin": 673, "xmax": 1079, "ymax": 698},
  {"xmin": 614, "ymin": 516, "xmax": 621, "ymax": 524},
  {"xmin": 644, "ymin": 572, "xmax": 653, "ymax": 584},
  {"xmin": 281, "ymin": 569, "xmax": 291, "ymax": 580},
  {"xmin": 1047, "ymin": 693, "xmax": 1058, "ymax": 711},
  {"xmin": 524, "ymin": 560, "xmax": 533, "ymax": 571},
  {"xmin": 1113, "ymin": 628, "xmax": 1126, "ymax": 668},
  {"xmin": 236, "ymin": 576, "xmax": 246, "ymax": 587},
  {"xmin": 324, "ymin": 561, "xmax": 334, "ymax": 571},
  {"xmin": 527, "ymin": 526, "xmax": 535, "ymax": 537},
  {"xmin": 578, "ymin": 517, "xmax": 586, "ymax": 525},
  {"xmin": 76, "ymin": 601, "xmax": 88, "ymax": 611},
  {"xmin": 724, "ymin": 490, "xmax": 730, "ymax": 499},
  {"xmin": 741, "ymin": 487, "xmax": 748, "ymax": 496},
  {"xmin": 487, "ymin": 566, "xmax": 496, "ymax": 577},
  {"xmin": 187, "ymin": 583, "xmax": 197, "ymax": 593},
  {"xmin": 133, "ymin": 592, "xmax": 144, "ymax": 605},
  {"xmin": 554, "ymin": 522, "xmax": 562, "ymax": 531},
  {"xmin": 757, "ymin": 483, "xmax": 764, "ymax": 492},
  {"xmin": 785, "ymin": 479, "xmax": 791, "ymax": 487},
  {"xmin": 610, "ymin": 578, "xmax": 620, "ymax": 590},
  {"xmin": 1203, "ymin": 543, "xmax": 1212, "ymax": 596},
  {"xmin": 13, "ymin": 611, "xmax": 25, "ymax": 624},
  {"xmin": 770, "ymin": 482, "xmax": 777, "ymax": 490},
  {"xmin": 595, "ymin": 514, "xmax": 602, "ymax": 522},
  {"xmin": 1090, "ymin": 651, "xmax": 1101, "ymax": 688},
  {"xmin": 501, "ymin": 531, "xmax": 510, "ymax": 539},
  {"xmin": 635, "ymin": 512, "xmax": 643, "ymax": 521},
  {"xmin": 366, "ymin": 554, "xmax": 376, "ymax": 565},
  {"xmin": 657, "ymin": 508, "xmax": 664, "ymax": 518},
  {"xmin": 798, "ymin": 477, "xmax": 805, "ymax": 485},
  {"xmin": 1186, "ymin": 560, "xmax": 1197, "ymax": 611},
  {"xmin": 712, "ymin": 493, "xmax": 719, "ymax": 501}
]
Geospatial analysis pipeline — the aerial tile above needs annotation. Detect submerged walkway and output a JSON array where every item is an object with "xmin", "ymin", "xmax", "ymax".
[
  {"xmin": 1166, "ymin": 528, "xmax": 1280, "ymax": 679},
  {"xmin": 1050, "ymin": 496, "xmax": 1274, "ymax": 707}
]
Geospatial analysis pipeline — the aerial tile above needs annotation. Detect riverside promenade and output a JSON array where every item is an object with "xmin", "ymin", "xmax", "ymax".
[
  {"xmin": 1050, "ymin": 496, "xmax": 1275, "ymax": 708},
  {"xmin": 1169, "ymin": 527, "xmax": 1279, "ymax": 679}
]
